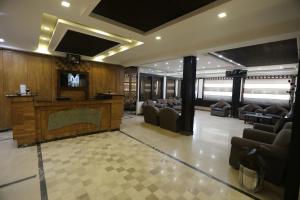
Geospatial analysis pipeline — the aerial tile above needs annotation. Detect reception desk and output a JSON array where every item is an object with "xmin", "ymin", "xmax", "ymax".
[{"xmin": 7, "ymin": 95, "xmax": 124, "ymax": 146}]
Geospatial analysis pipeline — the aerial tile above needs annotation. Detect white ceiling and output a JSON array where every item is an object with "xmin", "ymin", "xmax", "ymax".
[{"xmin": 0, "ymin": 0, "xmax": 300, "ymax": 66}]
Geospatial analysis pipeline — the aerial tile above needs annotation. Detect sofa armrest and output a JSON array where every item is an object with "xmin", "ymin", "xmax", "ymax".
[
  {"xmin": 253, "ymin": 123, "xmax": 274, "ymax": 132},
  {"xmin": 243, "ymin": 128, "xmax": 276, "ymax": 144},
  {"xmin": 257, "ymin": 145, "xmax": 288, "ymax": 161},
  {"xmin": 231, "ymin": 137, "xmax": 263, "ymax": 149},
  {"xmin": 210, "ymin": 103, "xmax": 217, "ymax": 108}
]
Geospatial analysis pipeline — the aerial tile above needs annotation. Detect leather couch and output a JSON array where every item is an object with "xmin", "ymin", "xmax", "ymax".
[
  {"xmin": 143, "ymin": 105, "xmax": 159, "ymax": 125},
  {"xmin": 158, "ymin": 108, "xmax": 181, "ymax": 132},
  {"xmin": 238, "ymin": 103, "xmax": 263, "ymax": 120},
  {"xmin": 229, "ymin": 122, "xmax": 292, "ymax": 185},
  {"xmin": 210, "ymin": 100, "xmax": 231, "ymax": 117}
]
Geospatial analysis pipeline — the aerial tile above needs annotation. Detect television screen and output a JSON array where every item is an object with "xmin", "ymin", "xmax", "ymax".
[{"xmin": 60, "ymin": 72, "xmax": 87, "ymax": 88}]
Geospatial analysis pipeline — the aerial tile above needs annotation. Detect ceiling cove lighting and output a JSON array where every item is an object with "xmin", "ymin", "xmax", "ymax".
[
  {"xmin": 218, "ymin": 12, "xmax": 227, "ymax": 18},
  {"xmin": 155, "ymin": 36, "xmax": 162, "ymax": 40},
  {"xmin": 61, "ymin": 1, "xmax": 71, "ymax": 7},
  {"xmin": 0, "ymin": 38, "xmax": 4, "ymax": 43}
]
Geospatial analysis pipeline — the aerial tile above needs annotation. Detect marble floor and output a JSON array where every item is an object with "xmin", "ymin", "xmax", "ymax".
[
  {"xmin": 0, "ymin": 110, "xmax": 283, "ymax": 200},
  {"xmin": 121, "ymin": 110, "xmax": 283, "ymax": 200}
]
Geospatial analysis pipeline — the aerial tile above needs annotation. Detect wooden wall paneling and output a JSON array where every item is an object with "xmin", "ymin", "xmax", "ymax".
[
  {"xmin": 27, "ymin": 55, "xmax": 53, "ymax": 101},
  {"xmin": 3, "ymin": 51, "xmax": 28, "ymax": 128}
]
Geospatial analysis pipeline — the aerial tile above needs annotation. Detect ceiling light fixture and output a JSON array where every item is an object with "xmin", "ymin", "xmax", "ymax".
[
  {"xmin": 42, "ymin": 26, "xmax": 51, "ymax": 31},
  {"xmin": 0, "ymin": 38, "xmax": 4, "ymax": 43},
  {"xmin": 61, "ymin": 1, "xmax": 71, "ymax": 7},
  {"xmin": 165, "ymin": 62, "xmax": 169, "ymax": 65},
  {"xmin": 155, "ymin": 36, "xmax": 161, "ymax": 40},
  {"xmin": 208, "ymin": 61, "xmax": 211, "ymax": 64},
  {"xmin": 180, "ymin": 60, "xmax": 183, "ymax": 63},
  {"xmin": 218, "ymin": 55, "xmax": 223, "ymax": 58},
  {"xmin": 40, "ymin": 36, "xmax": 50, "ymax": 41},
  {"xmin": 218, "ymin": 12, "xmax": 227, "ymax": 18}
]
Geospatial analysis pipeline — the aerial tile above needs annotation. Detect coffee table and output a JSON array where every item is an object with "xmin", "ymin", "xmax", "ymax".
[{"xmin": 244, "ymin": 113, "xmax": 273, "ymax": 124}]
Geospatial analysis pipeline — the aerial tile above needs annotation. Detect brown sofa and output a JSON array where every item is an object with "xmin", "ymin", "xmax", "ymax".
[
  {"xmin": 229, "ymin": 123, "xmax": 292, "ymax": 185},
  {"xmin": 143, "ymin": 105, "xmax": 159, "ymax": 125},
  {"xmin": 238, "ymin": 103, "xmax": 263, "ymax": 120},
  {"xmin": 158, "ymin": 108, "xmax": 181, "ymax": 132},
  {"xmin": 263, "ymin": 105, "xmax": 288, "ymax": 124}
]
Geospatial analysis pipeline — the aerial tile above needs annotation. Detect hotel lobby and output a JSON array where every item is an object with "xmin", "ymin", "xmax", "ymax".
[{"xmin": 0, "ymin": 0, "xmax": 300, "ymax": 200}]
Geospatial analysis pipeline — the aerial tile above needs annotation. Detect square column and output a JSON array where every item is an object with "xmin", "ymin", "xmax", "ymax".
[{"xmin": 180, "ymin": 56, "xmax": 196, "ymax": 135}]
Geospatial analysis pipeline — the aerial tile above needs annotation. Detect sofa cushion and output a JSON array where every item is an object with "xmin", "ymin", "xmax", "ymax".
[
  {"xmin": 215, "ymin": 100, "xmax": 226, "ymax": 108},
  {"xmin": 273, "ymin": 129, "xmax": 291, "ymax": 148}
]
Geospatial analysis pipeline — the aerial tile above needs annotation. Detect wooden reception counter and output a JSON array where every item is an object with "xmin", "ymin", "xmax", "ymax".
[{"xmin": 7, "ymin": 95, "xmax": 124, "ymax": 146}]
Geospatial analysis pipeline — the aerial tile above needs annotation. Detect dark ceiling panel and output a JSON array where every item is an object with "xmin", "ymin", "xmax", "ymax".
[
  {"xmin": 216, "ymin": 39, "xmax": 298, "ymax": 67},
  {"xmin": 92, "ymin": 0, "xmax": 217, "ymax": 33},
  {"xmin": 55, "ymin": 30, "xmax": 119, "ymax": 57}
]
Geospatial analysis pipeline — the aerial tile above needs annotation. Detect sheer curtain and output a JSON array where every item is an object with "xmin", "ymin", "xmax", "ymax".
[
  {"xmin": 243, "ymin": 78, "xmax": 291, "ymax": 106},
  {"xmin": 203, "ymin": 79, "xmax": 233, "ymax": 101}
]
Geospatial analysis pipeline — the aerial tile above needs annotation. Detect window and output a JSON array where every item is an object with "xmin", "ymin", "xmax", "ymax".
[
  {"xmin": 197, "ymin": 79, "xmax": 204, "ymax": 99},
  {"xmin": 203, "ymin": 79, "xmax": 233, "ymax": 101},
  {"xmin": 243, "ymin": 78, "xmax": 291, "ymax": 106}
]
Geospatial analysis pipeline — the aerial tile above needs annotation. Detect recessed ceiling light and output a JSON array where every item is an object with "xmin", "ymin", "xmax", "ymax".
[
  {"xmin": 218, "ymin": 12, "xmax": 227, "ymax": 18},
  {"xmin": 154, "ymin": 64, "xmax": 157, "ymax": 67},
  {"xmin": 0, "ymin": 38, "xmax": 4, "ymax": 43},
  {"xmin": 218, "ymin": 55, "xmax": 223, "ymax": 58},
  {"xmin": 155, "ymin": 36, "xmax": 161, "ymax": 40},
  {"xmin": 165, "ymin": 62, "xmax": 169, "ymax": 65},
  {"xmin": 180, "ymin": 60, "xmax": 183, "ymax": 63},
  {"xmin": 40, "ymin": 36, "xmax": 50, "ymax": 41},
  {"xmin": 197, "ymin": 57, "xmax": 199, "ymax": 61},
  {"xmin": 61, "ymin": 1, "xmax": 70, "ymax": 7},
  {"xmin": 42, "ymin": 26, "xmax": 51, "ymax": 31},
  {"xmin": 208, "ymin": 61, "xmax": 211, "ymax": 64}
]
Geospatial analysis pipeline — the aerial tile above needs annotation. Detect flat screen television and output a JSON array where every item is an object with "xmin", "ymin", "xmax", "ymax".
[{"xmin": 59, "ymin": 71, "xmax": 88, "ymax": 88}]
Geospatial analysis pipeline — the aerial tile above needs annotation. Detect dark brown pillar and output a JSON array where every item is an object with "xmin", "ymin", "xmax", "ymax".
[
  {"xmin": 180, "ymin": 56, "xmax": 196, "ymax": 135},
  {"xmin": 231, "ymin": 77, "xmax": 243, "ymax": 118}
]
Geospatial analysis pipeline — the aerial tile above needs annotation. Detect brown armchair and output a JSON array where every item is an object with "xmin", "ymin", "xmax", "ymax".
[
  {"xmin": 210, "ymin": 100, "xmax": 231, "ymax": 117},
  {"xmin": 143, "ymin": 105, "xmax": 159, "ymax": 125},
  {"xmin": 253, "ymin": 118, "xmax": 293, "ymax": 133},
  {"xmin": 158, "ymin": 108, "xmax": 181, "ymax": 132},
  {"xmin": 229, "ymin": 127, "xmax": 292, "ymax": 185}
]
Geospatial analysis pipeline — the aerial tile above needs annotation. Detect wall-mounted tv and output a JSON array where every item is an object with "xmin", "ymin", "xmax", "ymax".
[{"xmin": 59, "ymin": 71, "xmax": 88, "ymax": 88}]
